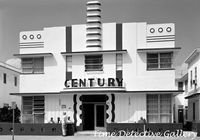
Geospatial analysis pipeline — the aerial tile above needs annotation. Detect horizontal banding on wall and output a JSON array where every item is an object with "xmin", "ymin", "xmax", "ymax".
[{"xmin": 86, "ymin": 1, "xmax": 102, "ymax": 48}]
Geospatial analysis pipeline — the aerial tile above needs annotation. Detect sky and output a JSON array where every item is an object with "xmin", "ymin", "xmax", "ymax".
[{"xmin": 0, "ymin": 0, "xmax": 200, "ymax": 67}]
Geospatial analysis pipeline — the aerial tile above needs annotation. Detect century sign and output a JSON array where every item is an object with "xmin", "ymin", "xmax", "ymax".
[{"xmin": 64, "ymin": 78, "xmax": 123, "ymax": 88}]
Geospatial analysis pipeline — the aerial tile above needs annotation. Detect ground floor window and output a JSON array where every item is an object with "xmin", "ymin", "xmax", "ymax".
[
  {"xmin": 147, "ymin": 94, "xmax": 171, "ymax": 123},
  {"xmin": 22, "ymin": 96, "xmax": 44, "ymax": 123}
]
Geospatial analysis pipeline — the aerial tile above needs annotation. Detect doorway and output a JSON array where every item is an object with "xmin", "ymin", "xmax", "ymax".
[
  {"xmin": 81, "ymin": 95, "xmax": 107, "ymax": 131},
  {"xmin": 178, "ymin": 109, "xmax": 184, "ymax": 123},
  {"xmin": 82, "ymin": 104, "xmax": 94, "ymax": 130}
]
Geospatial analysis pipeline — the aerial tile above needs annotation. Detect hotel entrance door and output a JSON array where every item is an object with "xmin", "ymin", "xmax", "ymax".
[{"xmin": 81, "ymin": 95, "xmax": 107, "ymax": 131}]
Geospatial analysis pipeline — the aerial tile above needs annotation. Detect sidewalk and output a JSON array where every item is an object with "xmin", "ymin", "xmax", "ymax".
[{"xmin": 0, "ymin": 135, "xmax": 199, "ymax": 140}]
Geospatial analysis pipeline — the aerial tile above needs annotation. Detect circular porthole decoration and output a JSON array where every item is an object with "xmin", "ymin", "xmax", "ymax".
[
  {"xmin": 150, "ymin": 28, "xmax": 155, "ymax": 33},
  {"xmin": 29, "ymin": 34, "xmax": 34, "ymax": 40},
  {"xmin": 158, "ymin": 27, "xmax": 163, "ymax": 33},
  {"xmin": 37, "ymin": 34, "xmax": 42, "ymax": 39},
  {"xmin": 22, "ymin": 35, "xmax": 27, "ymax": 40},
  {"xmin": 166, "ymin": 27, "xmax": 172, "ymax": 32}
]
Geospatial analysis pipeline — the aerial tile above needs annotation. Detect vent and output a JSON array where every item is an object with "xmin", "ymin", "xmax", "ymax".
[{"xmin": 86, "ymin": 1, "xmax": 102, "ymax": 48}]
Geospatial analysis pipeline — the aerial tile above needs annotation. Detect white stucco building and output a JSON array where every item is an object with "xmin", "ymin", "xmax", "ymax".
[
  {"xmin": 11, "ymin": 0, "xmax": 182, "ymax": 131},
  {"xmin": 184, "ymin": 48, "xmax": 200, "ymax": 123},
  {"xmin": 0, "ymin": 61, "xmax": 21, "ymax": 109}
]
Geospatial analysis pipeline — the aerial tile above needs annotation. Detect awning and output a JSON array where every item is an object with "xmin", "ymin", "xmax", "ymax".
[
  {"xmin": 60, "ymin": 89, "xmax": 183, "ymax": 94},
  {"xmin": 61, "ymin": 50, "xmax": 127, "ymax": 56},
  {"xmin": 10, "ymin": 92, "xmax": 60, "ymax": 96},
  {"xmin": 13, "ymin": 53, "xmax": 53, "ymax": 58},
  {"xmin": 137, "ymin": 47, "xmax": 181, "ymax": 53},
  {"xmin": 10, "ymin": 89, "xmax": 183, "ymax": 96}
]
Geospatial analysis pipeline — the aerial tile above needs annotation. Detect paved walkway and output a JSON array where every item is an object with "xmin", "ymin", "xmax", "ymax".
[{"xmin": 0, "ymin": 135, "xmax": 199, "ymax": 140}]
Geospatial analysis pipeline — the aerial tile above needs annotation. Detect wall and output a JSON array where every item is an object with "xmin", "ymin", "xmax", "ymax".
[
  {"xmin": 19, "ymin": 22, "xmax": 177, "ymax": 92},
  {"xmin": 187, "ymin": 54, "xmax": 200, "ymax": 94},
  {"xmin": 0, "ymin": 65, "xmax": 20, "ymax": 109},
  {"xmin": 188, "ymin": 96, "xmax": 200, "ymax": 123},
  {"xmin": 20, "ymin": 27, "xmax": 66, "ymax": 93},
  {"xmin": 45, "ymin": 94, "xmax": 74, "ymax": 123},
  {"xmin": 115, "ymin": 93, "xmax": 146, "ymax": 123},
  {"xmin": 123, "ymin": 22, "xmax": 176, "ymax": 91}
]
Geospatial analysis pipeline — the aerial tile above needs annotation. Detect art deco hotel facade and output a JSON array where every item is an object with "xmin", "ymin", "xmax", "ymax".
[{"xmin": 12, "ymin": 1, "xmax": 182, "ymax": 131}]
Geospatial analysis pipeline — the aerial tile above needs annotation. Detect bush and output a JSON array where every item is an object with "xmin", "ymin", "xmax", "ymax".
[{"xmin": 0, "ymin": 106, "xmax": 21, "ymax": 123}]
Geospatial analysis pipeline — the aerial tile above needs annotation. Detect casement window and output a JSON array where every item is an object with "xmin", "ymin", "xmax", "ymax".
[
  {"xmin": 3, "ymin": 73, "xmax": 6, "ymax": 84},
  {"xmin": 22, "ymin": 96, "xmax": 44, "ymax": 123},
  {"xmin": 85, "ymin": 55, "xmax": 103, "ymax": 71},
  {"xmin": 147, "ymin": 94, "xmax": 171, "ymax": 123},
  {"xmin": 116, "ymin": 54, "xmax": 122, "ymax": 71},
  {"xmin": 22, "ymin": 57, "xmax": 44, "ymax": 74},
  {"xmin": 147, "ymin": 52, "xmax": 172, "ymax": 70}
]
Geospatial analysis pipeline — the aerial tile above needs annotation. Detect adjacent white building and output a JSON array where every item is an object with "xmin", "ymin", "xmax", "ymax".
[
  {"xmin": 184, "ymin": 48, "xmax": 200, "ymax": 123},
  {"xmin": 0, "ymin": 61, "xmax": 21, "ymax": 109},
  {"xmin": 11, "ymin": 0, "xmax": 182, "ymax": 130}
]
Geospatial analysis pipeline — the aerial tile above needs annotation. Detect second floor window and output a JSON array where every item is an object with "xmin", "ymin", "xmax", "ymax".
[
  {"xmin": 14, "ymin": 76, "xmax": 17, "ymax": 86},
  {"xmin": 66, "ymin": 56, "xmax": 72, "ymax": 72},
  {"xmin": 116, "ymin": 54, "xmax": 122, "ymax": 71},
  {"xmin": 22, "ymin": 57, "xmax": 44, "ymax": 74},
  {"xmin": 85, "ymin": 55, "xmax": 103, "ymax": 72},
  {"xmin": 147, "ymin": 52, "xmax": 172, "ymax": 70}
]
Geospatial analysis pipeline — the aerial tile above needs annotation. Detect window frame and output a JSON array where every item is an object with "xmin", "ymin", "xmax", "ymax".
[
  {"xmin": 21, "ymin": 57, "xmax": 44, "ymax": 74},
  {"xmin": 147, "ymin": 52, "xmax": 173, "ymax": 70},
  {"xmin": 85, "ymin": 54, "xmax": 103, "ymax": 72}
]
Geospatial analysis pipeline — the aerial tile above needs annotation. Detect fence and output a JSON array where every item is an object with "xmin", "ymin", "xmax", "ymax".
[{"xmin": 0, "ymin": 123, "xmax": 74, "ymax": 135}]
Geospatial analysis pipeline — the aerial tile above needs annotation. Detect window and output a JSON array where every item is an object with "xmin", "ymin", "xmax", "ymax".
[
  {"xmin": 147, "ymin": 94, "xmax": 171, "ymax": 123},
  {"xmin": 147, "ymin": 52, "xmax": 172, "ymax": 70},
  {"xmin": 178, "ymin": 82, "xmax": 183, "ymax": 90},
  {"xmin": 22, "ymin": 57, "xmax": 44, "ymax": 74},
  {"xmin": 85, "ymin": 55, "xmax": 103, "ymax": 71},
  {"xmin": 116, "ymin": 54, "xmax": 122, "ymax": 71},
  {"xmin": 185, "ymin": 80, "xmax": 188, "ymax": 93},
  {"xmin": 193, "ymin": 102, "xmax": 195, "ymax": 121},
  {"xmin": 22, "ymin": 96, "xmax": 44, "ymax": 123},
  {"xmin": 190, "ymin": 70, "xmax": 193, "ymax": 88},
  {"xmin": 195, "ymin": 67, "xmax": 197, "ymax": 88},
  {"xmin": 66, "ymin": 56, "xmax": 72, "ymax": 72},
  {"xmin": 14, "ymin": 76, "xmax": 17, "ymax": 86},
  {"xmin": 185, "ymin": 106, "xmax": 188, "ymax": 120},
  {"xmin": 3, "ymin": 73, "xmax": 6, "ymax": 84}
]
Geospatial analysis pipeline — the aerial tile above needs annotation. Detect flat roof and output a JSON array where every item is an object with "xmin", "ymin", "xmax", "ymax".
[
  {"xmin": 0, "ymin": 61, "xmax": 21, "ymax": 73},
  {"xmin": 185, "ymin": 48, "xmax": 200, "ymax": 64},
  {"xmin": 137, "ymin": 47, "xmax": 181, "ymax": 53}
]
